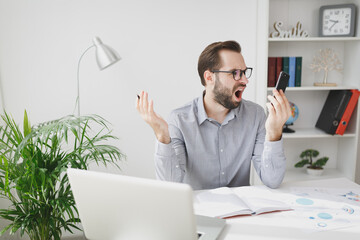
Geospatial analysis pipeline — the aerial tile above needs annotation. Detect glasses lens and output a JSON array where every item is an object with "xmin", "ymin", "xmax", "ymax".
[
  {"xmin": 233, "ymin": 70, "xmax": 241, "ymax": 80},
  {"xmin": 245, "ymin": 68, "xmax": 252, "ymax": 79}
]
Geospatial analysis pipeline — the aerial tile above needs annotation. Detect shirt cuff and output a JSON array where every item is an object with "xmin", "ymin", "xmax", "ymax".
[
  {"xmin": 264, "ymin": 138, "xmax": 284, "ymax": 154},
  {"xmin": 155, "ymin": 139, "xmax": 174, "ymax": 157}
]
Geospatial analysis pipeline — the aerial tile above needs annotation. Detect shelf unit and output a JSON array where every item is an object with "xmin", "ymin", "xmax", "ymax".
[
  {"xmin": 253, "ymin": 0, "xmax": 360, "ymax": 185},
  {"xmin": 269, "ymin": 37, "xmax": 360, "ymax": 42}
]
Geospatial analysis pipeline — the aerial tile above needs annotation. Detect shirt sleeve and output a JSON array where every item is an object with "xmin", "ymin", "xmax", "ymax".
[
  {"xmin": 154, "ymin": 113, "xmax": 187, "ymax": 183},
  {"xmin": 251, "ymin": 109, "xmax": 286, "ymax": 189}
]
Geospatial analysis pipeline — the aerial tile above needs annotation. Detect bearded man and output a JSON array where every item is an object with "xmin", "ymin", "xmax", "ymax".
[{"xmin": 136, "ymin": 40, "xmax": 291, "ymax": 190}]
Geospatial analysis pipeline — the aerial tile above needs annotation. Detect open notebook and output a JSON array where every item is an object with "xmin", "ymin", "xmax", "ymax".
[{"xmin": 194, "ymin": 186, "xmax": 292, "ymax": 218}]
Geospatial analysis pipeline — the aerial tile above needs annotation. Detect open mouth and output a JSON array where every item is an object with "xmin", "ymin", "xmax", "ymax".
[{"xmin": 235, "ymin": 90, "xmax": 242, "ymax": 98}]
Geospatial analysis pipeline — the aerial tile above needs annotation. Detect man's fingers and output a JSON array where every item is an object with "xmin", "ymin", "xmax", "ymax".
[
  {"xmin": 267, "ymin": 95, "xmax": 280, "ymax": 112},
  {"xmin": 266, "ymin": 102, "xmax": 275, "ymax": 116},
  {"xmin": 136, "ymin": 95, "xmax": 140, "ymax": 110},
  {"xmin": 136, "ymin": 91, "xmax": 158, "ymax": 122},
  {"xmin": 136, "ymin": 91, "xmax": 148, "ymax": 115},
  {"xmin": 149, "ymin": 99, "xmax": 155, "ymax": 115},
  {"xmin": 276, "ymin": 90, "xmax": 291, "ymax": 119},
  {"xmin": 142, "ymin": 92, "xmax": 148, "ymax": 110},
  {"xmin": 272, "ymin": 89, "xmax": 285, "ymax": 112},
  {"xmin": 139, "ymin": 91, "xmax": 144, "ymax": 110},
  {"xmin": 281, "ymin": 91, "xmax": 292, "ymax": 118}
]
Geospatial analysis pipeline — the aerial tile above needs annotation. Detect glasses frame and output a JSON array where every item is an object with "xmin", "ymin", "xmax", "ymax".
[{"xmin": 211, "ymin": 67, "xmax": 253, "ymax": 81}]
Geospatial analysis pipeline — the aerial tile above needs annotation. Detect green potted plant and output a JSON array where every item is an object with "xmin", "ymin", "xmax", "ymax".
[
  {"xmin": 294, "ymin": 149, "xmax": 328, "ymax": 176},
  {"xmin": 0, "ymin": 111, "xmax": 125, "ymax": 240}
]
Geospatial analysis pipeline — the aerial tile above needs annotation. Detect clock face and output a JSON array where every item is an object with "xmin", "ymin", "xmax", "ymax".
[{"xmin": 322, "ymin": 8, "xmax": 352, "ymax": 36}]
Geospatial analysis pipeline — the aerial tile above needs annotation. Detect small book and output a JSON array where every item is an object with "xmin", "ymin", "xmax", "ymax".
[
  {"xmin": 193, "ymin": 186, "xmax": 292, "ymax": 219},
  {"xmin": 288, "ymin": 57, "xmax": 296, "ymax": 87},
  {"xmin": 295, "ymin": 57, "xmax": 302, "ymax": 87},
  {"xmin": 282, "ymin": 57, "xmax": 290, "ymax": 85},
  {"xmin": 276, "ymin": 57, "xmax": 283, "ymax": 81},
  {"xmin": 268, "ymin": 57, "xmax": 277, "ymax": 87}
]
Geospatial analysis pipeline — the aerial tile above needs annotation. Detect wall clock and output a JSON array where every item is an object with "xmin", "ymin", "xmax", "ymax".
[{"xmin": 319, "ymin": 4, "xmax": 356, "ymax": 37}]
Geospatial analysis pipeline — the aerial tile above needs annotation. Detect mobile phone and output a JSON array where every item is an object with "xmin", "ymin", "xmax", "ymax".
[{"xmin": 275, "ymin": 71, "xmax": 290, "ymax": 93}]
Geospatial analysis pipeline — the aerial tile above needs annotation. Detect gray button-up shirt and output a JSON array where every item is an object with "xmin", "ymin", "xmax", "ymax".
[{"xmin": 155, "ymin": 94, "xmax": 286, "ymax": 190}]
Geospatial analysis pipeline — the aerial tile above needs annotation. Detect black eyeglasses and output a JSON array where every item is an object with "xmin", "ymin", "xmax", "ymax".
[{"xmin": 211, "ymin": 67, "xmax": 253, "ymax": 81}]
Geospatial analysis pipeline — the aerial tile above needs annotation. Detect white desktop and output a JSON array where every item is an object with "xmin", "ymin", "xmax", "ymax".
[
  {"xmin": 216, "ymin": 177, "xmax": 360, "ymax": 240},
  {"xmin": 66, "ymin": 169, "xmax": 360, "ymax": 240}
]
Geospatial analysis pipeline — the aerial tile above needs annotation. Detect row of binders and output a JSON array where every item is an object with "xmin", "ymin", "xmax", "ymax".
[
  {"xmin": 268, "ymin": 57, "xmax": 302, "ymax": 87},
  {"xmin": 316, "ymin": 90, "xmax": 360, "ymax": 135}
]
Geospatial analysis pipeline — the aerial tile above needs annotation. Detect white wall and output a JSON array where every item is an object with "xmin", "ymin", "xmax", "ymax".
[
  {"xmin": 0, "ymin": 0, "xmax": 259, "ymax": 177},
  {"xmin": 0, "ymin": 0, "xmax": 260, "ymax": 238}
]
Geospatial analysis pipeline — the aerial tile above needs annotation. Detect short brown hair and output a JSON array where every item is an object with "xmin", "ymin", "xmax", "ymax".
[{"xmin": 197, "ymin": 41, "xmax": 241, "ymax": 86}]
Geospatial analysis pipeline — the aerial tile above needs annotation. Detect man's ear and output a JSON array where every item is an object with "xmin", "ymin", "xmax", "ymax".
[{"xmin": 204, "ymin": 70, "xmax": 214, "ymax": 85}]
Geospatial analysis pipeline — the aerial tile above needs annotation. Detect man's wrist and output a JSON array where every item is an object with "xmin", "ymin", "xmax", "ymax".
[
  {"xmin": 266, "ymin": 131, "xmax": 282, "ymax": 141},
  {"xmin": 156, "ymin": 134, "xmax": 171, "ymax": 144}
]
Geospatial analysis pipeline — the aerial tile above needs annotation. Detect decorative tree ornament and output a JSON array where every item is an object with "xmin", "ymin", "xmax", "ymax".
[
  {"xmin": 310, "ymin": 48, "xmax": 343, "ymax": 86},
  {"xmin": 270, "ymin": 21, "xmax": 309, "ymax": 38}
]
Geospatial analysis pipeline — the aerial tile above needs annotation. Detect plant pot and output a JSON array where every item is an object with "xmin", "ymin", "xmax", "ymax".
[{"xmin": 306, "ymin": 167, "xmax": 324, "ymax": 176}]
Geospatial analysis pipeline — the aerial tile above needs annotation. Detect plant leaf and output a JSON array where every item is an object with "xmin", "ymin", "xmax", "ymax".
[
  {"xmin": 294, "ymin": 159, "xmax": 310, "ymax": 168},
  {"xmin": 23, "ymin": 110, "xmax": 31, "ymax": 138},
  {"xmin": 314, "ymin": 157, "xmax": 329, "ymax": 167}
]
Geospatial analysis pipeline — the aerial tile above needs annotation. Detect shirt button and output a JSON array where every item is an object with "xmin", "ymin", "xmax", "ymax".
[
  {"xmin": 221, "ymin": 172, "xmax": 225, "ymax": 175},
  {"xmin": 220, "ymin": 149, "xmax": 223, "ymax": 152},
  {"xmin": 176, "ymin": 165, "xmax": 179, "ymax": 168}
]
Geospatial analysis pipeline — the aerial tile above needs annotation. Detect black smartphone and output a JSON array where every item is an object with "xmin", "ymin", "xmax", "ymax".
[{"xmin": 275, "ymin": 71, "xmax": 290, "ymax": 93}]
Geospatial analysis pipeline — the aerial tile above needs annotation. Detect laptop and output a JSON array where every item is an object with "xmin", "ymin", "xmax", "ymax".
[{"xmin": 67, "ymin": 168, "xmax": 226, "ymax": 240}]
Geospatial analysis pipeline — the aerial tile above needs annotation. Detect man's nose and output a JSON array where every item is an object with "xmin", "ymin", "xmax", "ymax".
[{"xmin": 239, "ymin": 75, "xmax": 249, "ymax": 85}]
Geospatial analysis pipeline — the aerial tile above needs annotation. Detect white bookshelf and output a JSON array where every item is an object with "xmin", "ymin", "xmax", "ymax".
[
  {"xmin": 283, "ymin": 168, "xmax": 346, "ymax": 183},
  {"xmin": 282, "ymin": 128, "xmax": 356, "ymax": 139},
  {"xmin": 269, "ymin": 37, "xmax": 360, "ymax": 42},
  {"xmin": 253, "ymin": 0, "xmax": 360, "ymax": 185},
  {"xmin": 268, "ymin": 86, "xmax": 359, "ymax": 91}
]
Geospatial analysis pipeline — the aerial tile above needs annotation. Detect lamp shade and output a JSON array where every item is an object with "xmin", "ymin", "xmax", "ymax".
[{"xmin": 93, "ymin": 36, "xmax": 121, "ymax": 70}]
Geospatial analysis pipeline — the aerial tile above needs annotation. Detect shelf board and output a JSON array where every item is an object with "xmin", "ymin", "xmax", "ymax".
[
  {"xmin": 253, "ymin": 168, "xmax": 348, "ymax": 185},
  {"xmin": 267, "ymin": 86, "xmax": 359, "ymax": 91},
  {"xmin": 282, "ymin": 127, "xmax": 356, "ymax": 139},
  {"xmin": 268, "ymin": 37, "xmax": 360, "ymax": 42},
  {"xmin": 283, "ymin": 168, "xmax": 346, "ymax": 183}
]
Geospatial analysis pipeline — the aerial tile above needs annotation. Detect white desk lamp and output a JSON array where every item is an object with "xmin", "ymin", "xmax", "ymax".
[{"xmin": 76, "ymin": 36, "xmax": 121, "ymax": 116}]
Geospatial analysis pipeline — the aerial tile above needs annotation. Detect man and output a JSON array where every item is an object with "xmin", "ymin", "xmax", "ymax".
[{"xmin": 136, "ymin": 41, "xmax": 291, "ymax": 190}]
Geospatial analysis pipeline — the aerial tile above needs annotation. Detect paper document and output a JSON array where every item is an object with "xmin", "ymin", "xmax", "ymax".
[
  {"xmin": 193, "ymin": 186, "xmax": 292, "ymax": 218},
  {"xmin": 281, "ymin": 186, "xmax": 360, "ymax": 232}
]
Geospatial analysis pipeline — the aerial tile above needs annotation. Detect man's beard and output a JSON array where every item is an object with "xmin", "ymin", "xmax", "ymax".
[{"xmin": 213, "ymin": 76, "xmax": 242, "ymax": 110}]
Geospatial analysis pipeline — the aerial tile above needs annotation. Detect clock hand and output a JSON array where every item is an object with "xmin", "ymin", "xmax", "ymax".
[
  {"xmin": 329, "ymin": 21, "xmax": 338, "ymax": 31},
  {"xmin": 329, "ymin": 19, "xmax": 339, "ymax": 23}
]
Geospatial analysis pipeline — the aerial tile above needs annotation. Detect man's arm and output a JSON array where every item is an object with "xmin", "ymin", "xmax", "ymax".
[
  {"xmin": 251, "ymin": 113, "xmax": 286, "ymax": 188},
  {"xmin": 252, "ymin": 89, "xmax": 291, "ymax": 188},
  {"xmin": 136, "ymin": 91, "xmax": 186, "ymax": 182},
  {"xmin": 154, "ymin": 123, "xmax": 186, "ymax": 182}
]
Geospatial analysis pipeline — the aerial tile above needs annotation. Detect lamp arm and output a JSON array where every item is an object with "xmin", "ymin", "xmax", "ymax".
[{"xmin": 76, "ymin": 45, "xmax": 95, "ymax": 117}]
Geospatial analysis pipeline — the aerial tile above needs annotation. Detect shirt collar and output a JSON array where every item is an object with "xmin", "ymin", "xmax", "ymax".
[
  {"xmin": 197, "ymin": 91, "xmax": 208, "ymax": 125},
  {"xmin": 197, "ymin": 91, "xmax": 242, "ymax": 125}
]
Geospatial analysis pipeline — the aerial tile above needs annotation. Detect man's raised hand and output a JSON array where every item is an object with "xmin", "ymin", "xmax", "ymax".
[{"xmin": 136, "ymin": 91, "xmax": 171, "ymax": 144}]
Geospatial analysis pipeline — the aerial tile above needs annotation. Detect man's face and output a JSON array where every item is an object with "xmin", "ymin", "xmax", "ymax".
[{"xmin": 212, "ymin": 50, "xmax": 249, "ymax": 110}]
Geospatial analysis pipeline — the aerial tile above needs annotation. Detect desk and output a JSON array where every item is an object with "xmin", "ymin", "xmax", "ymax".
[{"xmin": 216, "ymin": 178, "xmax": 360, "ymax": 240}]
